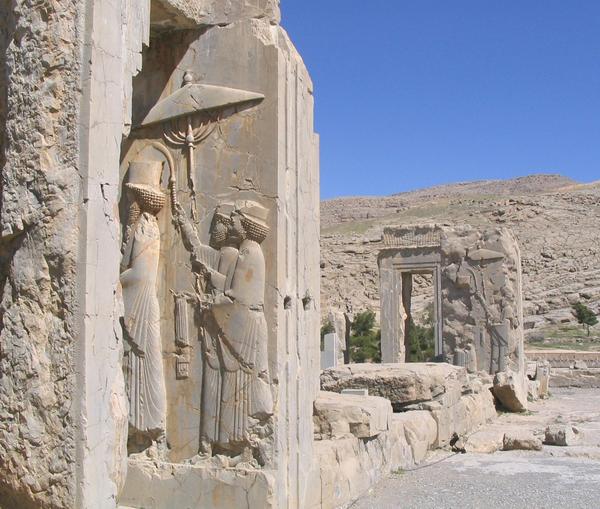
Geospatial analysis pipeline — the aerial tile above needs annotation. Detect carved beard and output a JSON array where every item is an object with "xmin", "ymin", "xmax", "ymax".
[
  {"xmin": 229, "ymin": 224, "xmax": 246, "ymax": 245},
  {"xmin": 241, "ymin": 216, "xmax": 269, "ymax": 243},
  {"xmin": 209, "ymin": 224, "xmax": 228, "ymax": 249},
  {"xmin": 128, "ymin": 185, "xmax": 166, "ymax": 216}
]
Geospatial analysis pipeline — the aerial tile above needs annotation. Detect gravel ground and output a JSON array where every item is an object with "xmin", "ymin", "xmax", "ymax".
[{"xmin": 351, "ymin": 450, "xmax": 600, "ymax": 509}]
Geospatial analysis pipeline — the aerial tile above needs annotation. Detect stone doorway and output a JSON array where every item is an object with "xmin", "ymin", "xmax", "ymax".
[{"xmin": 398, "ymin": 269, "xmax": 442, "ymax": 362}]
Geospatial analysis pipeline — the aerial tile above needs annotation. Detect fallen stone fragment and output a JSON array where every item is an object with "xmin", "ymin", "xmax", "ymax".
[
  {"xmin": 321, "ymin": 363, "xmax": 468, "ymax": 409},
  {"xmin": 544, "ymin": 425, "xmax": 580, "ymax": 446},
  {"xmin": 492, "ymin": 370, "xmax": 528, "ymax": 412},
  {"xmin": 502, "ymin": 431, "xmax": 543, "ymax": 451},
  {"xmin": 465, "ymin": 430, "xmax": 505, "ymax": 454},
  {"xmin": 313, "ymin": 390, "xmax": 392, "ymax": 440}
]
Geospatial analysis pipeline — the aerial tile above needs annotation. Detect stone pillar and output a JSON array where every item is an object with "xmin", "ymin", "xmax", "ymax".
[
  {"xmin": 321, "ymin": 332, "xmax": 339, "ymax": 369},
  {"xmin": 378, "ymin": 253, "xmax": 405, "ymax": 362}
]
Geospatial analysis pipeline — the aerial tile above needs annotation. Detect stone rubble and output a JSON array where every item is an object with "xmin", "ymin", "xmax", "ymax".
[
  {"xmin": 544, "ymin": 425, "xmax": 581, "ymax": 446},
  {"xmin": 492, "ymin": 370, "xmax": 529, "ymax": 412},
  {"xmin": 502, "ymin": 430, "xmax": 543, "ymax": 451}
]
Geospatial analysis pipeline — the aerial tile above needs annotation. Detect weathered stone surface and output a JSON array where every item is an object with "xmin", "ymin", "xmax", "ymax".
[
  {"xmin": 417, "ymin": 388, "xmax": 497, "ymax": 447},
  {"xmin": 152, "ymin": 0, "xmax": 280, "ymax": 31},
  {"xmin": 308, "ymin": 410, "xmax": 437, "ymax": 509},
  {"xmin": 544, "ymin": 425, "xmax": 580, "ymax": 446},
  {"xmin": 465, "ymin": 429, "xmax": 505, "ymax": 454},
  {"xmin": 393, "ymin": 411, "xmax": 437, "ymax": 463},
  {"xmin": 550, "ymin": 368, "xmax": 600, "ymax": 388},
  {"xmin": 313, "ymin": 391, "xmax": 391, "ymax": 440},
  {"xmin": 0, "ymin": 0, "xmax": 150, "ymax": 505},
  {"xmin": 119, "ymin": 460, "xmax": 275, "ymax": 509},
  {"xmin": 321, "ymin": 363, "xmax": 468, "ymax": 410},
  {"xmin": 493, "ymin": 370, "xmax": 528, "ymax": 412},
  {"xmin": 502, "ymin": 431, "xmax": 543, "ymax": 451}
]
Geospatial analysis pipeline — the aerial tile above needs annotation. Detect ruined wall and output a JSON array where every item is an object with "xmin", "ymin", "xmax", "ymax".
[
  {"xmin": 0, "ymin": 1, "xmax": 318, "ymax": 507},
  {"xmin": 0, "ymin": 1, "xmax": 83, "ymax": 506},
  {"xmin": 439, "ymin": 227, "xmax": 525, "ymax": 376},
  {"xmin": 379, "ymin": 225, "xmax": 525, "ymax": 377}
]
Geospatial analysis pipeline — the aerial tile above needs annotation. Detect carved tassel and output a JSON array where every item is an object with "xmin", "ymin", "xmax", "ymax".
[{"xmin": 174, "ymin": 294, "xmax": 190, "ymax": 348}]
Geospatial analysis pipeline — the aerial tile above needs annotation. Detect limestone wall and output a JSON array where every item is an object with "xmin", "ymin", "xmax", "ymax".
[
  {"xmin": 117, "ymin": 15, "xmax": 319, "ymax": 507},
  {"xmin": 0, "ymin": 1, "xmax": 83, "ymax": 506},
  {"xmin": 1, "ymin": 1, "xmax": 318, "ymax": 507}
]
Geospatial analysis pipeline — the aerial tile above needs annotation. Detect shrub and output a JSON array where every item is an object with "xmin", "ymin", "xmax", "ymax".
[
  {"xmin": 407, "ymin": 303, "xmax": 435, "ymax": 362},
  {"xmin": 572, "ymin": 302, "xmax": 598, "ymax": 336},
  {"xmin": 349, "ymin": 310, "xmax": 381, "ymax": 363}
]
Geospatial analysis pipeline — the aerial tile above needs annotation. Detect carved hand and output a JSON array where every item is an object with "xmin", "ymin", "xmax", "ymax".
[
  {"xmin": 213, "ymin": 293, "xmax": 233, "ymax": 305},
  {"xmin": 173, "ymin": 202, "xmax": 187, "ymax": 223}
]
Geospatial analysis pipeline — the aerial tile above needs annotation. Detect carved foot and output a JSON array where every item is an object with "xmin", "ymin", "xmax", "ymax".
[{"xmin": 228, "ymin": 446, "xmax": 258, "ymax": 469}]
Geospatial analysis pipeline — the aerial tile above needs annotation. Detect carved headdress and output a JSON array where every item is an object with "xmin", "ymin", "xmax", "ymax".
[
  {"xmin": 126, "ymin": 161, "xmax": 166, "ymax": 214},
  {"xmin": 236, "ymin": 200, "xmax": 269, "ymax": 242}
]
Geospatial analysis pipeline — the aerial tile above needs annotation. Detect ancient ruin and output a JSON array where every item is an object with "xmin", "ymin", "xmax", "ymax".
[
  {"xmin": 1, "ymin": 1, "xmax": 319, "ymax": 507},
  {"xmin": 378, "ymin": 224, "xmax": 528, "ymax": 410},
  {"xmin": 1, "ymin": 1, "xmax": 599, "ymax": 509}
]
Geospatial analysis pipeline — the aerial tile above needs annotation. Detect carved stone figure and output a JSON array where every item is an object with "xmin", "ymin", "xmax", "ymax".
[
  {"xmin": 120, "ymin": 160, "xmax": 168, "ymax": 447},
  {"xmin": 175, "ymin": 199, "xmax": 273, "ymax": 459},
  {"xmin": 209, "ymin": 200, "xmax": 274, "ymax": 457}
]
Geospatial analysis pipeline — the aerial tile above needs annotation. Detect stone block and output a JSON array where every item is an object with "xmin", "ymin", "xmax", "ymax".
[
  {"xmin": 152, "ymin": 0, "xmax": 280, "ymax": 29},
  {"xmin": 341, "ymin": 388, "xmax": 369, "ymax": 396},
  {"xmin": 120, "ymin": 460, "xmax": 275, "ymax": 509},
  {"xmin": 321, "ymin": 362, "xmax": 468, "ymax": 410},
  {"xmin": 544, "ymin": 425, "xmax": 580, "ymax": 446},
  {"xmin": 502, "ymin": 431, "xmax": 542, "ymax": 451},
  {"xmin": 408, "ymin": 385, "xmax": 496, "ymax": 447},
  {"xmin": 492, "ymin": 369, "xmax": 528, "ymax": 412},
  {"xmin": 313, "ymin": 391, "xmax": 391, "ymax": 440},
  {"xmin": 465, "ymin": 430, "xmax": 505, "ymax": 454},
  {"xmin": 392, "ymin": 411, "xmax": 437, "ymax": 463},
  {"xmin": 320, "ymin": 332, "xmax": 338, "ymax": 370}
]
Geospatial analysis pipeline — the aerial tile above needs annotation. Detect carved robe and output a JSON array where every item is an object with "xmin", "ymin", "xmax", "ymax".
[
  {"xmin": 121, "ymin": 212, "xmax": 167, "ymax": 435},
  {"xmin": 199, "ymin": 244, "xmax": 238, "ymax": 446},
  {"xmin": 209, "ymin": 239, "xmax": 274, "ymax": 446}
]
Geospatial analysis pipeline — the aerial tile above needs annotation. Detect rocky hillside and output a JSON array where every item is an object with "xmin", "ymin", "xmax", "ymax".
[{"xmin": 320, "ymin": 174, "xmax": 600, "ymax": 337}]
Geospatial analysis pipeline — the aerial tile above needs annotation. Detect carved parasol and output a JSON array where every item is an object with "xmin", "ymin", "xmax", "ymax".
[{"xmin": 136, "ymin": 71, "xmax": 264, "ymax": 219}]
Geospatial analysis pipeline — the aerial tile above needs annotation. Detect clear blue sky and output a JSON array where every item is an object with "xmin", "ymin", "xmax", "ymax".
[{"xmin": 281, "ymin": 1, "xmax": 600, "ymax": 199}]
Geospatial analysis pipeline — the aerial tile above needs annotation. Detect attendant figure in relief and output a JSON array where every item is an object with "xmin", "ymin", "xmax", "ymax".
[{"xmin": 175, "ymin": 199, "xmax": 274, "ymax": 461}]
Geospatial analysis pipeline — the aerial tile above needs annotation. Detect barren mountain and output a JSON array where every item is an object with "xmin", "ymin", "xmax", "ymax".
[{"xmin": 320, "ymin": 174, "xmax": 600, "ymax": 338}]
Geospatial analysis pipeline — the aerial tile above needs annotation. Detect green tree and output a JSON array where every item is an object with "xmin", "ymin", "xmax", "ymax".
[
  {"xmin": 407, "ymin": 303, "xmax": 435, "ymax": 362},
  {"xmin": 572, "ymin": 302, "xmax": 598, "ymax": 336},
  {"xmin": 349, "ymin": 310, "xmax": 381, "ymax": 363}
]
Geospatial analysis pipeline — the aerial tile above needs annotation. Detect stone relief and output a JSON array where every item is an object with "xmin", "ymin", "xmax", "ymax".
[
  {"xmin": 118, "ymin": 67, "xmax": 269, "ymax": 461},
  {"xmin": 379, "ymin": 224, "xmax": 525, "ymax": 379},
  {"xmin": 173, "ymin": 197, "xmax": 274, "ymax": 465},
  {"xmin": 120, "ymin": 160, "xmax": 168, "ymax": 450}
]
